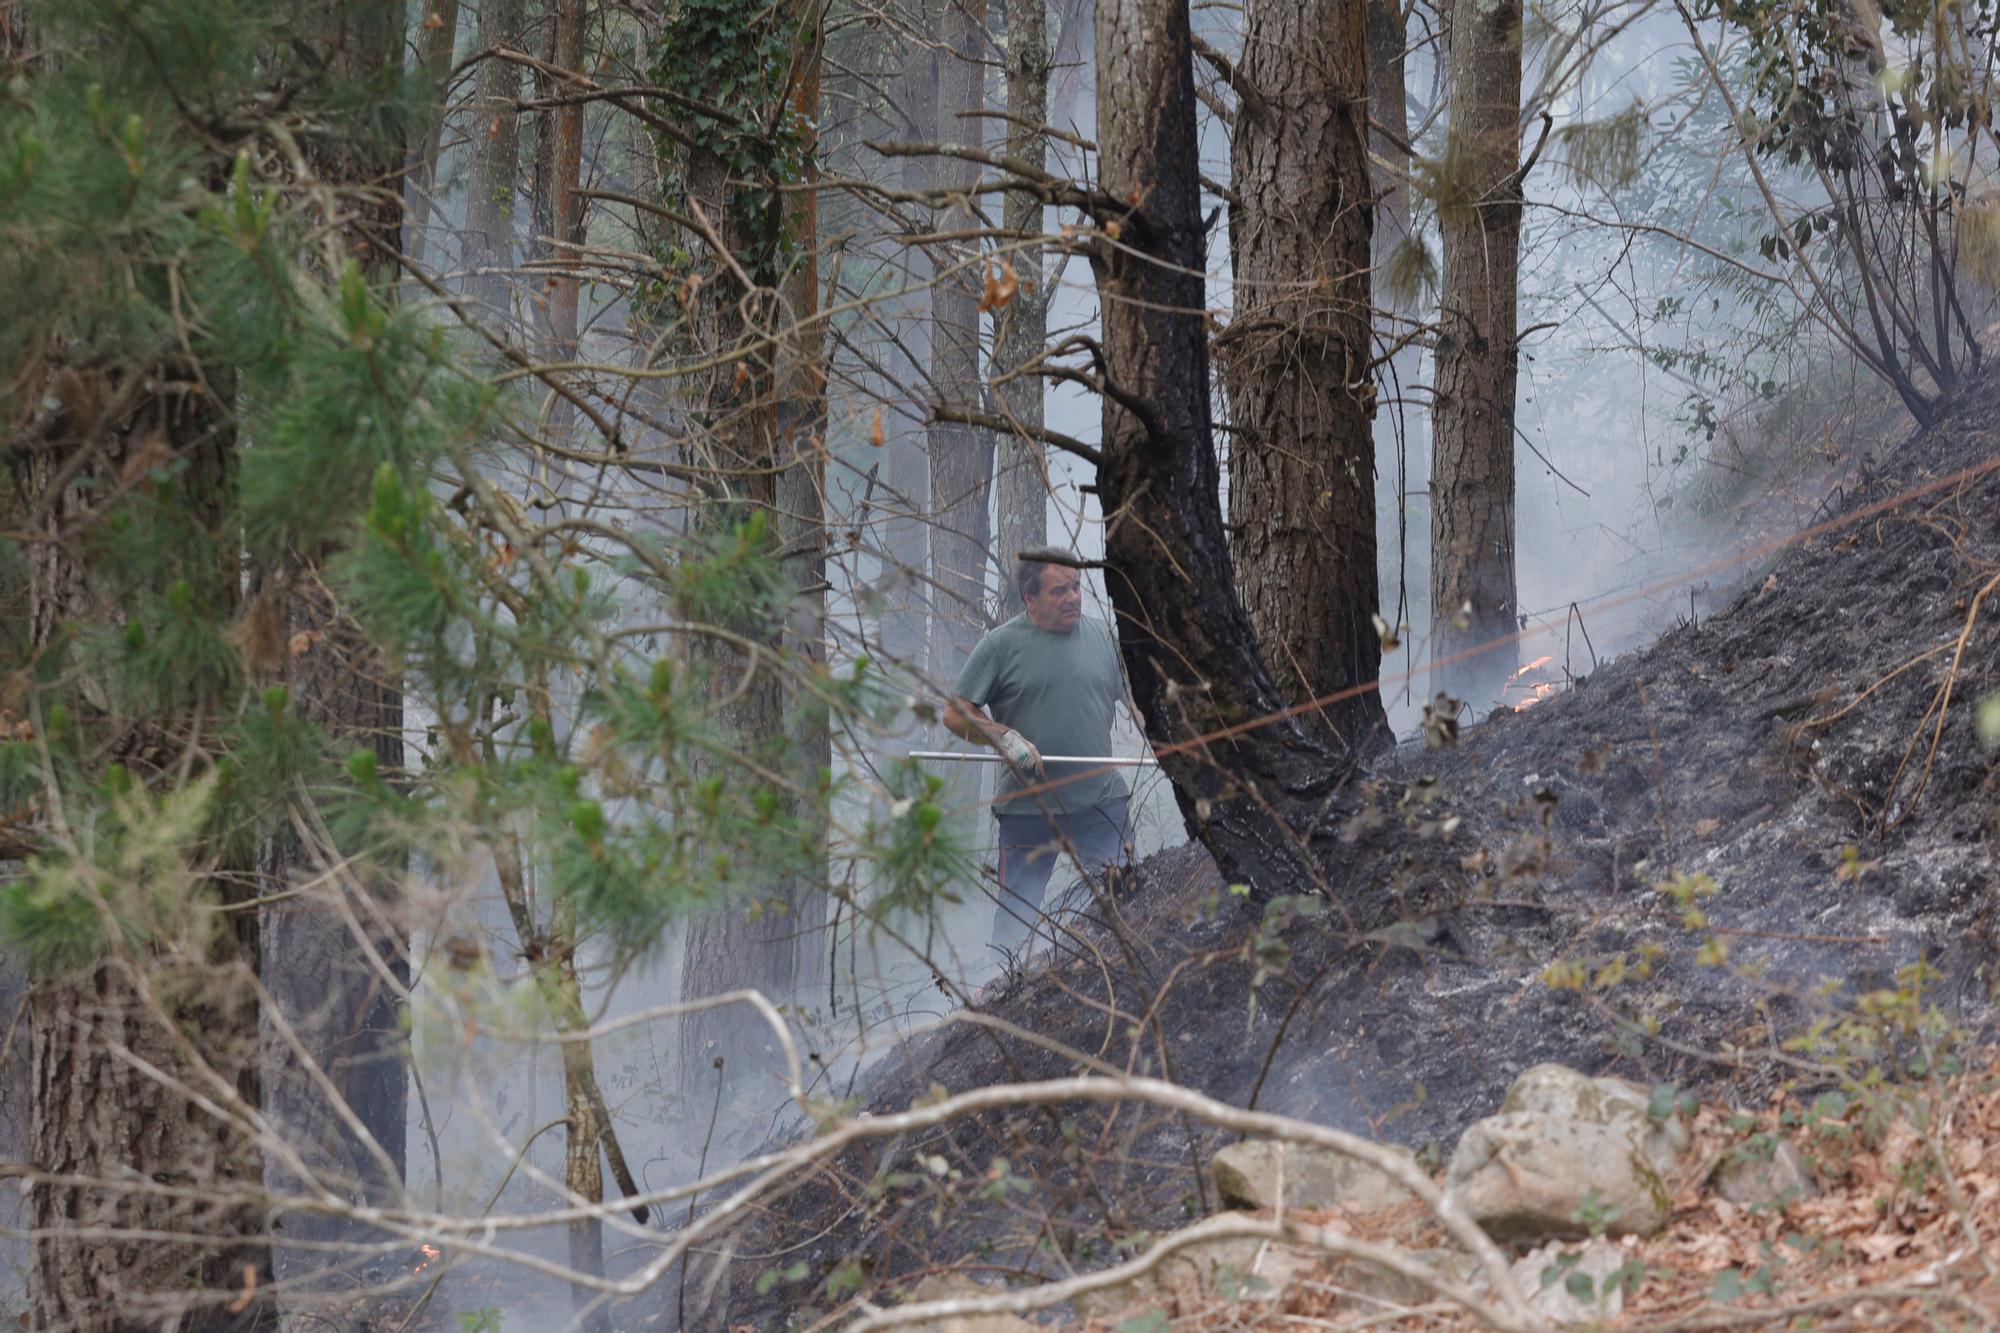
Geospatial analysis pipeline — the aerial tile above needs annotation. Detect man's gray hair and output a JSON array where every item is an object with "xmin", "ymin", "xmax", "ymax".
[{"xmin": 1017, "ymin": 548, "xmax": 1080, "ymax": 601}]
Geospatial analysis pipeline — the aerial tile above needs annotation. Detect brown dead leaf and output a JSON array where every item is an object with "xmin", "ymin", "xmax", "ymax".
[
  {"xmin": 869, "ymin": 407, "xmax": 885, "ymax": 447},
  {"xmin": 287, "ymin": 629, "xmax": 319, "ymax": 659},
  {"xmin": 423, "ymin": 8, "xmax": 446, "ymax": 27},
  {"xmin": 1852, "ymin": 1232, "xmax": 1908, "ymax": 1262}
]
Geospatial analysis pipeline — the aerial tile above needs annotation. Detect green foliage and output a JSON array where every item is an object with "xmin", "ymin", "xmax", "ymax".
[{"xmin": 645, "ymin": 0, "xmax": 814, "ymax": 288}]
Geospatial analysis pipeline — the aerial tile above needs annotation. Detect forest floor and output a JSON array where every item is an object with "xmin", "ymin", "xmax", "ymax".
[{"xmin": 704, "ymin": 367, "xmax": 2000, "ymax": 1331}]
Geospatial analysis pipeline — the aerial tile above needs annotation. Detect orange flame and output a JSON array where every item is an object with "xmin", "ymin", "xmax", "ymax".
[{"xmin": 1499, "ymin": 656, "xmax": 1563, "ymax": 710}]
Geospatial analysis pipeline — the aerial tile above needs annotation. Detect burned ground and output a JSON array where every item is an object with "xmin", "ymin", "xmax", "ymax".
[{"xmin": 699, "ymin": 375, "xmax": 2000, "ymax": 1329}]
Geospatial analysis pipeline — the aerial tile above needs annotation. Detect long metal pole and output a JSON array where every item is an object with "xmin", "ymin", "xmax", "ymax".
[{"xmin": 906, "ymin": 750, "xmax": 1160, "ymax": 768}]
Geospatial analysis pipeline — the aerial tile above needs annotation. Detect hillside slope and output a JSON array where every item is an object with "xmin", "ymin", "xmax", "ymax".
[{"xmin": 704, "ymin": 373, "xmax": 2000, "ymax": 1329}]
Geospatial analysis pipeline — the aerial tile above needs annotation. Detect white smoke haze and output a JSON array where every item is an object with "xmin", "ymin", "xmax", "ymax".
[{"xmin": 2, "ymin": 1, "xmax": 1932, "ymax": 1328}]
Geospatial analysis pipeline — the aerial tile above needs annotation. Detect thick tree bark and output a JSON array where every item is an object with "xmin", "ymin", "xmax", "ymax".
[
  {"xmin": 1222, "ymin": 0, "xmax": 1388, "ymax": 752},
  {"xmin": 992, "ymin": 0, "xmax": 1051, "ymax": 618},
  {"xmin": 467, "ymin": 0, "xmax": 529, "ymax": 314},
  {"xmin": 25, "ymin": 388, "xmax": 275, "ymax": 1331},
  {"xmin": 1428, "ymin": 0, "xmax": 1521, "ymax": 708},
  {"xmin": 1091, "ymin": 0, "xmax": 1337, "ymax": 903},
  {"xmin": 927, "ymin": 0, "xmax": 995, "ymax": 677}
]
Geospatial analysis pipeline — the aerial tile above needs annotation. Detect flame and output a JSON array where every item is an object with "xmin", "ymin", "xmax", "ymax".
[
  {"xmin": 413, "ymin": 1243, "xmax": 442, "ymax": 1274},
  {"xmin": 1499, "ymin": 656, "xmax": 1563, "ymax": 710}
]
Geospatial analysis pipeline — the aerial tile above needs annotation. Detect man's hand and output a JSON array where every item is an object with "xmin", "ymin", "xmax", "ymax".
[{"xmin": 996, "ymin": 728, "xmax": 1045, "ymax": 779}]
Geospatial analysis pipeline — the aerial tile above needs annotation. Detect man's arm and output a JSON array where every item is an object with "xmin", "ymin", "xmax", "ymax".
[{"xmin": 942, "ymin": 696, "xmax": 1045, "ymax": 778}]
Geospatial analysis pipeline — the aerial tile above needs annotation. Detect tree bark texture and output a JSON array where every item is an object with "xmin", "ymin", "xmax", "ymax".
[
  {"xmin": 1222, "ymin": 0, "xmax": 1388, "ymax": 752},
  {"xmin": 1091, "ymin": 0, "xmax": 1340, "ymax": 903},
  {"xmin": 1429, "ymin": 0, "xmax": 1521, "ymax": 708},
  {"xmin": 24, "ymin": 385, "xmax": 275, "ymax": 1331},
  {"xmin": 1366, "ymin": 0, "xmax": 1411, "ymax": 256},
  {"xmin": 927, "ymin": 0, "xmax": 996, "ymax": 678},
  {"xmin": 467, "ymin": 0, "xmax": 528, "ymax": 315},
  {"xmin": 993, "ymin": 0, "xmax": 1052, "ymax": 619}
]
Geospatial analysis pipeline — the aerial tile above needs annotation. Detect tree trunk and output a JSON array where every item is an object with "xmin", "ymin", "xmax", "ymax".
[
  {"xmin": 927, "ymin": 0, "xmax": 995, "ymax": 674},
  {"xmin": 992, "ymin": 0, "xmax": 1051, "ymax": 619},
  {"xmin": 876, "ymin": 33, "xmax": 937, "ymax": 669},
  {"xmin": 1366, "ymin": 0, "xmax": 1411, "ymax": 255},
  {"xmin": 676, "ymin": 0, "xmax": 827, "ymax": 1096},
  {"xmin": 26, "ymin": 387, "xmax": 275, "ymax": 1331},
  {"xmin": 775, "ymin": 14, "xmax": 831, "ymax": 1009},
  {"xmin": 550, "ymin": 0, "xmax": 587, "ymax": 355},
  {"xmin": 261, "ymin": 0, "xmax": 410, "ymax": 1273},
  {"xmin": 1428, "ymin": 0, "xmax": 1521, "ymax": 709},
  {"xmin": 1366, "ymin": 0, "xmax": 1426, "ymax": 709},
  {"xmin": 467, "ymin": 0, "xmax": 528, "ymax": 314},
  {"xmin": 1091, "ymin": 0, "xmax": 1337, "ymax": 903},
  {"xmin": 404, "ymin": 0, "xmax": 461, "ymax": 269},
  {"xmin": 1223, "ymin": 0, "xmax": 1388, "ymax": 752}
]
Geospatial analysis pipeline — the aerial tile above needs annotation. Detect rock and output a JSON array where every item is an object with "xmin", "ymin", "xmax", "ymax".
[
  {"xmin": 1499, "ymin": 1064, "xmax": 1691, "ymax": 1175},
  {"xmin": 1074, "ymin": 1234, "xmax": 1315, "ymax": 1320},
  {"xmin": 898, "ymin": 1275, "xmax": 1038, "ymax": 1332},
  {"xmin": 1211, "ymin": 1138, "xmax": 1420, "ymax": 1215},
  {"xmin": 1510, "ymin": 1238, "xmax": 1633, "ymax": 1324},
  {"xmin": 1445, "ymin": 1065, "xmax": 1691, "ymax": 1240},
  {"xmin": 1712, "ymin": 1137, "xmax": 1817, "ymax": 1207}
]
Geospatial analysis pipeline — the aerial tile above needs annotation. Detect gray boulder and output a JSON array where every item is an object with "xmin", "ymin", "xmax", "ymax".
[
  {"xmin": 1445, "ymin": 1064, "xmax": 1692, "ymax": 1240},
  {"xmin": 1211, "ymin": 1138, "xmax": 1420, "ymax": 1215}
]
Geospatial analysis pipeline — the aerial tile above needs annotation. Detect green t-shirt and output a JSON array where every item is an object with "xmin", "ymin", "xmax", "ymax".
[{"xmin": 952, "ymin": 614, "xmax": 1129, "ymax": 815}]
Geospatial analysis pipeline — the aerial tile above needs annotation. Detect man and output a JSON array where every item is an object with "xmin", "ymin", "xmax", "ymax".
[{"xmin": 943, "ymin": 550, "xmax": 1138, "ymax": 966}]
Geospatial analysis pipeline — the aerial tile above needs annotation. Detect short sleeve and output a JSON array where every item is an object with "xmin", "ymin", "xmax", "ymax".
[
  {"xmin": 953, "ymin": 630, "xmax": 1003, "ymax": 706},
  {"xmin": 1099, "ymin": 622, "xmax": 1123, "ymax": 701}
]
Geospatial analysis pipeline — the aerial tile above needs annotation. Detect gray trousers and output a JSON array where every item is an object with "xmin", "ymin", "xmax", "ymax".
[{"xmin": 990, "ymin": 798, "xmax": 1132, "ymax": 958}]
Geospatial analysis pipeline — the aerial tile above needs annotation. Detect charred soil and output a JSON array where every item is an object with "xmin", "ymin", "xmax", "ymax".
[{"xmin": 702, "ymin": 376, "xmax": 2000, "ymax": 1329}]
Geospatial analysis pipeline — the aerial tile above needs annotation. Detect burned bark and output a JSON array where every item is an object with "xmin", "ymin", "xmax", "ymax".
[
  {"xmin": 1222, "ymin": 0, "xmax": 1389, "ymax": 752},
  {"xmin": 1091, "ymin": 0, "xmax": 1339, "ymax": 902},
  {"xmin": 1429, "ymin": 0, "xmax": 1522, "ymax": 709}
]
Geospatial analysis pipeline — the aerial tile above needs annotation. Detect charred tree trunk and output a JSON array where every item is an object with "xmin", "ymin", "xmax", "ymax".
[
  {"xmin": 1429, "ymin": 0, "xmax": 1521, "ymax": 710},
  {"xmin": 928, "ymin": 0, "xmax": 995, "ymax": 674},
  {"xmin": 1092, "ymin": 0, "xmax": 1336, "ymax": 903},
  {"xmin": 25, "ymin": 386, "xmax": 275, "ymax": 1331},
  {"xmin": 1222, "ymin": 0, "xmax": 1388, "ymax": 752},
  {"xmin": 992, "ymin": 0, "xmax": 1050, "ymax": 619},
  {"xmin": 467, "ymin": 0, "xmax": 528, "ymax": 314}
]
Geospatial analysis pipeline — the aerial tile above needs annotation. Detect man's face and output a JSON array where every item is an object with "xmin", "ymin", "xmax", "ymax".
[{"xmin": 1025, "ymin": 565, "xmax": 1084, "ymax": 632}]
